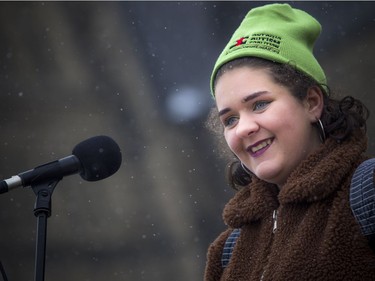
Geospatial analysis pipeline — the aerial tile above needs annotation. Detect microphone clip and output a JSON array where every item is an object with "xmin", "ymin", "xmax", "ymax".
[{"xmin": 32, "ymin": 179, "xmax": 60, "ymax": 218}]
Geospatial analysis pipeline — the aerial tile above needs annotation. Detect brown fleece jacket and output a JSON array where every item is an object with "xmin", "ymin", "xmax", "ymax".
[{"xmin": 204, "ymin": 133, "xmax": 375, "ymax": 281}]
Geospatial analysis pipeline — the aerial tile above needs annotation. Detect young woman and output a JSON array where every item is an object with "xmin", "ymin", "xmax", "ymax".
[{"xmin": 204, "ymin": 3, "xmax": 375, "ymax": 281}]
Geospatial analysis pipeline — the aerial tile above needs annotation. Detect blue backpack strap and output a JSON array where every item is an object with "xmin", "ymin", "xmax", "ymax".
[
  {"xmin": 350, "ymin": 158, "xmax": 375, "ymax": 237},
  {"xmin": 221, "ymin": 228, "xmax": 241, "ymax": 268}
]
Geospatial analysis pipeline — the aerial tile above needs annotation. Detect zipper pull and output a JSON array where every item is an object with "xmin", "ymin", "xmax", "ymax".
[{"xmin": 273, "ymin": 210, "xmax": 278, "ymax": 233}]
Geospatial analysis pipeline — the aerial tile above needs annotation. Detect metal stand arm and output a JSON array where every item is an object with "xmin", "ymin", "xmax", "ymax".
[{"xmin": 32, "ymin": 180, "xmax": 60, "ymax": 281}]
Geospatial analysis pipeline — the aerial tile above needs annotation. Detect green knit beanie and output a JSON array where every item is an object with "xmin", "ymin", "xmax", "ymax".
[{"xmin": 210, "ymin": 3, "xmax": 327, "ymax": 96}]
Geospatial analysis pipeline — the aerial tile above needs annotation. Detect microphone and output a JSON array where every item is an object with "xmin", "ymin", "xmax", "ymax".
[
  {"xmin": 350, "ymin": 158, "xmax": 375, "ymax": 238},
  {"xmin": 0, "ymin": 135, "xmax": 122, "ymax": 194}
]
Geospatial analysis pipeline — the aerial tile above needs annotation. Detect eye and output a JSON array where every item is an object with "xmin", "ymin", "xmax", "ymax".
[
  {"xmin": 222, "ymin": 115, "xmax": 238, "ymax": 128},
  {"xmin": 253, "ymin": 100, "xmax": 270, "ymax": 111}
]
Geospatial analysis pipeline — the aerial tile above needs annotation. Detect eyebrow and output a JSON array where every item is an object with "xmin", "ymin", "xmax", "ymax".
[{"xmin": 218, "ymin": 91, "xmax": 269, "ymax": 117}]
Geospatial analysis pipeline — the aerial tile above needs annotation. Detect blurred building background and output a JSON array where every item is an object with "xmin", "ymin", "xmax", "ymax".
[{"xmin": 0, "ymin": 1, "xmax": 374, "ymax": 281}]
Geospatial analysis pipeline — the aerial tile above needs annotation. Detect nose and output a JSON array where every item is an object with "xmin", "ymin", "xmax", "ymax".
[{"xmin": 236, "ymin": 115, "xmax": 259, "ymax": 138}]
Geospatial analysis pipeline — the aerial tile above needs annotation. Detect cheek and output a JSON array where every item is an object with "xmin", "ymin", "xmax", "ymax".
[
  {"xmin": 269, "ymin": 106, "xmax": 305, "ymax": 132},
  {"xmin": 224, "ymin": 131, "xmax": 240, "ymax": 154}
]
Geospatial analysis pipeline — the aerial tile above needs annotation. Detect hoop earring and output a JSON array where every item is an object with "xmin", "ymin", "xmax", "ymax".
[
  {"xmin": 241, "ymin": 162, "xmax": 252, "ymax": 175},
  {"xmin": 316, "ymin": 118, "xmax": 326, "ymax": 143}
]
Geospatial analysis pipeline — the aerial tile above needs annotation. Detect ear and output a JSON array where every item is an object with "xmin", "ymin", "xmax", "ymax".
[{"xmin": 304, "ymin": 86, "xmax": 324, "ymax": 122}]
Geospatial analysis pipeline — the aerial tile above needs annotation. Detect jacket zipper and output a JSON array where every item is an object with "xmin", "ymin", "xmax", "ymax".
[
  {"xmin": 260, "ymin": 209, "xmax": 278, "ymax": 281},
  {"xmin": 272, "ymin": 209, "xmax": 278, "ymax": 233}
]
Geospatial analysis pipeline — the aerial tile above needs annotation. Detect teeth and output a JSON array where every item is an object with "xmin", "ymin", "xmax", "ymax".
[{"xmin": 251, "ymin": 139, "xmax": 272, "ymax": 153}]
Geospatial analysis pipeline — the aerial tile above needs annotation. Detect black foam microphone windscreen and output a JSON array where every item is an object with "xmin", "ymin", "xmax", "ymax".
[{"xmin": 72, "ymin": 135, "xmax": 122, "ymax": 181}]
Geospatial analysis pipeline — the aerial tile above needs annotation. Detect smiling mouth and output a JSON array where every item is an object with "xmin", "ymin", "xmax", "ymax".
[{"xmin": 248, "ymin": 139, "xmax": 273, "ymax": 155}]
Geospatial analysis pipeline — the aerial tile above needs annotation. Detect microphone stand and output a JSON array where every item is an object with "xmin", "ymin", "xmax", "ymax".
[{"xmin": 31, "ymin": 179, "xmax": 60, "ymax": 281}]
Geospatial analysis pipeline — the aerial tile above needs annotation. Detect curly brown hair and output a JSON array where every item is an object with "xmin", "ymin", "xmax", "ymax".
[{"xmin": 206, "ymin": 57, "xmax": 369, "ymax": 190}]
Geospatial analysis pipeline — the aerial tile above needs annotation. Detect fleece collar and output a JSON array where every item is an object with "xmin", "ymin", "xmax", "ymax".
[{"xmin": 223, "ymin": 132, "xmax": 367, "ymax": 228}]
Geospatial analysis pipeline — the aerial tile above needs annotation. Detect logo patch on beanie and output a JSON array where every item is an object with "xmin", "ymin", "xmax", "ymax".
[
  {"xmin": 234, "ymin": 36, "xmax": 248, "ymax": 46},
  {"xmin": 229, "ymin": 33, "xmax": 281, "ymax": 54}
]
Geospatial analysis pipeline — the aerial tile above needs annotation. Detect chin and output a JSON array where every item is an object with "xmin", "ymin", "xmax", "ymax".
[{"xmin": 254, "ymin": 169, "xmax": 282, "ymax": 185}]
